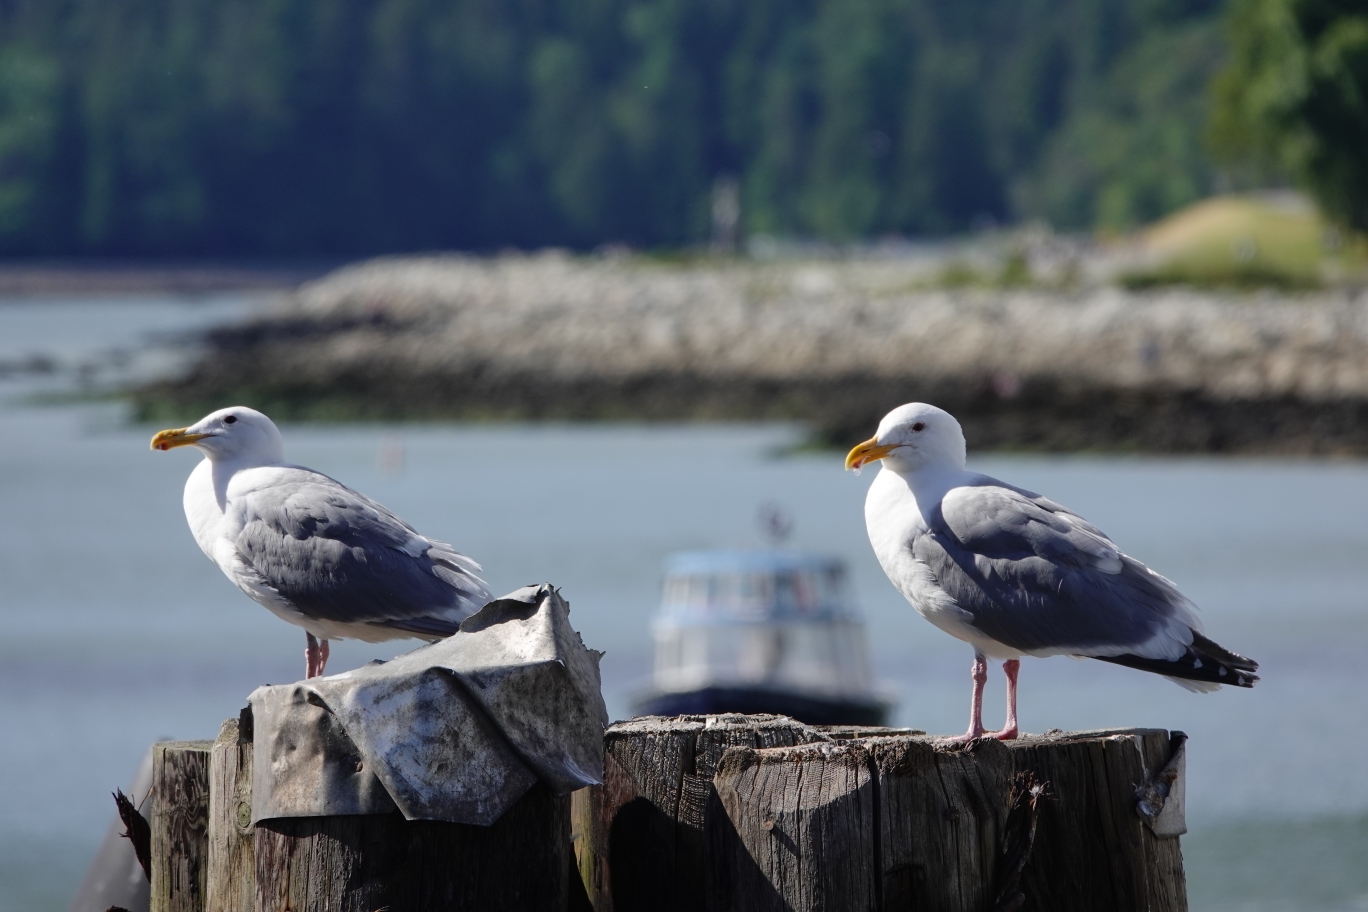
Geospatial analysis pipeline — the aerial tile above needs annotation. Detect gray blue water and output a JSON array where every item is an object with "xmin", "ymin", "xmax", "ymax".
[{"xmin": 0, "ymin": 295, "xmax": 1364, "ymax": 911}]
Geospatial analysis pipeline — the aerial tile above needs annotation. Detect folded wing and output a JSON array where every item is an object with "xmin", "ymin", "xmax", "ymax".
[
  {"xmin": 231, "ymin": 470, "xmax": 491, "ymax": 639},
  {"xmin": 914, "ymin": 479, "xmax": 1256, "ymax": 688},
  {"xmin": 913, "ymin": 481, "xmax": 1203, "ymax": 659}
]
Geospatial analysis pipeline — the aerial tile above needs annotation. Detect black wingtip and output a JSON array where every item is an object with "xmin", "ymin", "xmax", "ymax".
[
  {"xmin": 1093, "ymin": 633, "xmax": 1259, "ymax": 688},
  {"xmin": 1191, "ymin": 632, "xmax": 1259, "ymax": 673}
]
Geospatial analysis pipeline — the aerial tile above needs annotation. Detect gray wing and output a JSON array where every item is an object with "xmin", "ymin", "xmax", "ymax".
[
  {"xmin": 913, "ymin": 479, "xmax": 1200, "ymax": 659},
  {"xmin": 233, "ymin": 470, "xmax": 491, "ymax": 637}
]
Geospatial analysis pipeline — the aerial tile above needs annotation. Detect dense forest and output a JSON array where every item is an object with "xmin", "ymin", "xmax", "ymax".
[
  {"xmin": 0, "ymin": 0, "xmax": 1229, "ymax": 255},
  {"xmin": 1212, "ymin": 0, "xmax": 1368, "ymax": 233}
]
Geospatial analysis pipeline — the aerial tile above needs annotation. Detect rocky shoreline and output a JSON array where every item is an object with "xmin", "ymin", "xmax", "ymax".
[{"xmin": 138, "ymin": 253, "xmax": 1368, "ymax": 454}]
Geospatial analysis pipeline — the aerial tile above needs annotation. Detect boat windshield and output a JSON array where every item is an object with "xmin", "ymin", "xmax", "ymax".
[{"xmin": 661, "ymin": 564, "xmax": 849, "ymax": 621}]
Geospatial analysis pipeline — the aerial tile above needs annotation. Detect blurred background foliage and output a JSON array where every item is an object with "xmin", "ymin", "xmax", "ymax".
[
  {"xmin": 0, "ymin": 0, "xmax": 1356, "ymax": 256},
  {"xmin": 1210, "ymin": 0, "xmax": 1368, "ymax": 233},
  {"xmin": 0, "ymin": 0, "xmax": 1222, "ymax": 255}
]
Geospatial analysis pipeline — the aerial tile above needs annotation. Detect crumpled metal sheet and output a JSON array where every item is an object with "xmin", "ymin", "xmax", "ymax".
[
  {"xmin": 248, "ymin": 583, "xmax": 608, "ymax": 826},
  {"xmin": 1135, "ymin": 731, "xmax": 1187, "ymax": 838}
]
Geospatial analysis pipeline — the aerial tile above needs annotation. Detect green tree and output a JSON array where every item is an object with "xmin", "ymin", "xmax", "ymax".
[
  {"xmin": 0, "ymin": 0, "xmax": 1236, "ymax": 253},
  {"xmin": 1212, "ymin": 0, "xmax": 1368, "ymax": 230},
  {"xmin": 1017, "ymin": 16, "xmax": 1226, "ymax": 231},
  {"xmin": 0, "ymin": 47, "xmax": 60, "ymax": 240}
]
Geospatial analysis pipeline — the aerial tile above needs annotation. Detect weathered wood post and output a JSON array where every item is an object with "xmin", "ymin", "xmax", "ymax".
[
  {"xmin": 151, "ymin": 739, "xmax": 215, "ymax": 912},
  {"xmin": 705, "ymin": 727, "xmax": 1188, "ymax": 912},
  {"xmin": 253, "ymin": 783, "xmax": 572, "ymax": 911},
  {"xmin": 709, "ymin": 739, "xmax": 878, "ymax": 910},
  {"xmin": 181, "ymin": 712, "xmax": 1187, "ymax": 910},
  {"xmin": 198, "ymin": 711, "xmax": 575, "ymax": 911},
  {"xmin": 571, "ymin": 714, "xmax": 905, "ymax": 912},
  {"xmin": 207, "ymin": 713, "xmax": 254, "ymax": 912},
  {"xmin": 998, "ymin": 729, "xmax": 1186, "ymax": 910}
]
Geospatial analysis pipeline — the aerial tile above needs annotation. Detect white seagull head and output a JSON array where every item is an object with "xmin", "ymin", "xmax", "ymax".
[
  {"xmin": 151, "ymin": 406, "xmax": 285, "ymax": 467},
  {"xmin": 845, "ymin": 402, "xmax": 967, "ymax": 474}
]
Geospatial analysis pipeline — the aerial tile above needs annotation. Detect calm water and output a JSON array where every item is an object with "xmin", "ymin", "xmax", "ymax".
[{"xmin": 0, "ymin": 297, "xmax": 1365, "ymax": 911}]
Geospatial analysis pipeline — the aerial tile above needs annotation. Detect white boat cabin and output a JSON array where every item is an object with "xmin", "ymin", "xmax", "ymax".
[{"xmin": 652, "ymin": 550, "xmax": 876, "ymax": 700}]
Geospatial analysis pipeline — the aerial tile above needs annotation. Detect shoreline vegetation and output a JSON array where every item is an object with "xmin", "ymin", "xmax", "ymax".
[{"xmin": 133, "ymin": 250, "xmax": 1368, "ymax": 456}]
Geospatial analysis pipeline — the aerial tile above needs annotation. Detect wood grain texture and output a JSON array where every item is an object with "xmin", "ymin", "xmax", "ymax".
[
  {"xmin": 1006, "ymin": 729, "xmax": 1187, "ymax": 912},
  {"xmin": 572, "ymin": 714, "xmax": 830, "ymax": 912},
  {"xmin": 151, "ymin": 740, "xmax": 215, "ymax": 912},
  {"xmin": 253, "ymin": 781, "xmax": 571, "ymax": 912},
  {"xmin": 873, "ymin": 736, "xmax": 1012, "ymax": 912},
  {"xmin": 699, "ymin": 726, "xmax": 1187, "ymax": 912},
  {"xmin": 709, "ymin": 741, "xmax": 878, "ymax": 912},
  {"xmin": 207, "ymin": 714, "xmax": 255, "ymax": 912}
]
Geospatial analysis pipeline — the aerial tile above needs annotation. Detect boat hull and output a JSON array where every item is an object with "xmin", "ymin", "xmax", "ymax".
[{"xmin": 632, "ymin": 686, "xmax": 889, "ymax": 727}]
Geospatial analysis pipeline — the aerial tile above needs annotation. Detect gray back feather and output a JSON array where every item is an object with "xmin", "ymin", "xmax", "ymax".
[
  {"xmin": 915, "ymin": 477, "xmax": 1199, "ymax": 654},
  {"xmin": 233, "ymin": 469, "xmax": 491, "ymax": 636}
]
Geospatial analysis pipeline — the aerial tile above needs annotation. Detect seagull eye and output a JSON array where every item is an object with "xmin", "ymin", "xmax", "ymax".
[
  {"xmin": 912, "ymin": 422, "xmax": 925, "ymax": 432},
  {"xmin": 224, "ymin": 415, "xmax": 238, "ymax": 425}
]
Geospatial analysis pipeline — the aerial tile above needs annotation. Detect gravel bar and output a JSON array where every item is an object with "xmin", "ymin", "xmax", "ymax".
[{"xmin": 138, "ymin": 253, "xmax": 1368, "ymax": 454}]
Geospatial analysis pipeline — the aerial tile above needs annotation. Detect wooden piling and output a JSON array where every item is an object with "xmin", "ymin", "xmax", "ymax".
[
  {"xmin": 150, "ymin": 739, "xmax": 215, "ymax": 912},
  {"xmin": 166, "ymin": 715, "xmax": 1186, "ymax": 911},
  {"xmin": 998, "ymin": 730, "xmax": 1187, "ymax": 911},
  {"xmin": 207, "ymin": 712, "xmax": 254, "ymax": 912},
  {"xmin": 570, "ymin": 714, "xmax": 840, "ymax": 912},
  {"xmin": 706, "ymin": 727, "xmax": 1188, "ymax": 912},
  {"xmin": 710, "ymin": 739, "xmax": 878, "ymax": 911},
  {"xmin": 252, "ymin": 782, "xmax": 572, "ymax": 911},
  {"xmin": 195, "ymin": 713, "xmax": 576, "ymax": 912}
]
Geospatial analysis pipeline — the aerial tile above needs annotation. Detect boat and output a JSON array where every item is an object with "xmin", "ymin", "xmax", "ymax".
[{"xmin": 632, "ymin": 550, "xmax": 891, "ymax": 726}]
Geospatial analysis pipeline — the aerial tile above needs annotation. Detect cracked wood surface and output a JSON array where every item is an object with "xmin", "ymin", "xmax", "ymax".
[
  {"xmin": 572, "ymin": 714, "xmax": 831, "ymax": 912},
  {"xmin": 151, "ymin": 740, "xmax": 214, "ymax": 912},
  {"xmin": 575, "ymin": 718, "xmax": 1186, "ymax": 912},
  {"xmin": 207, "ymin": 716, "xmax": 254, "ymax": 912}
]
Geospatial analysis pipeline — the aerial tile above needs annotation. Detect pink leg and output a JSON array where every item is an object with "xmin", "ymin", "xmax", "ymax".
[
  {"xmin": 940, "ymin": 651, "xmax": 989, "ymax": 745},
  {"xmin": 990, "ymin": 659, "xmax": 1020, "ymax": 741},
  {"xmin": 317, "ymin": 639, "xmax": 330, "ymax": 677},
  {"xmin": 305, "ymin": 632, "xmax": 320, "ymax": 678}
]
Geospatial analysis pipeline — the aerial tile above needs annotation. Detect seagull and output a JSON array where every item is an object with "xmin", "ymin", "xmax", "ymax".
[
  {"xmin": 152, "ymin": 407, "xmax": 491, "ymax": 678},
  {"xmin": 846, "ymin": 403, "xmax": 1257, "ymax": 743}
]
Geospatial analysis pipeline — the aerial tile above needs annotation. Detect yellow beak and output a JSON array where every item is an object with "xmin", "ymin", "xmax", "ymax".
[
  {"xmin": 845, "ymin": 437, "xmax": 898, "ymax": 471},
  {"xmin": 150, "ymin": 427, "xmax": 210, "ymax": 451}
]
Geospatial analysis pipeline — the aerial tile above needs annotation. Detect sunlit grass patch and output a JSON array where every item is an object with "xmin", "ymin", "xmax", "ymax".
[
  {"xmin": 1119, "ymin": 194, "xmax": 1368, "ymax": 291},
  {"xmin": 1119, "ymin": 259, "xmax": 1323, "ymax": 291}
]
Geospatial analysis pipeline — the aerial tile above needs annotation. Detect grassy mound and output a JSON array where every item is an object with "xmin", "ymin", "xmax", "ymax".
[{"xmin": 1120, "ymin": 194, "xmax": 1367, "ymax": 290}]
